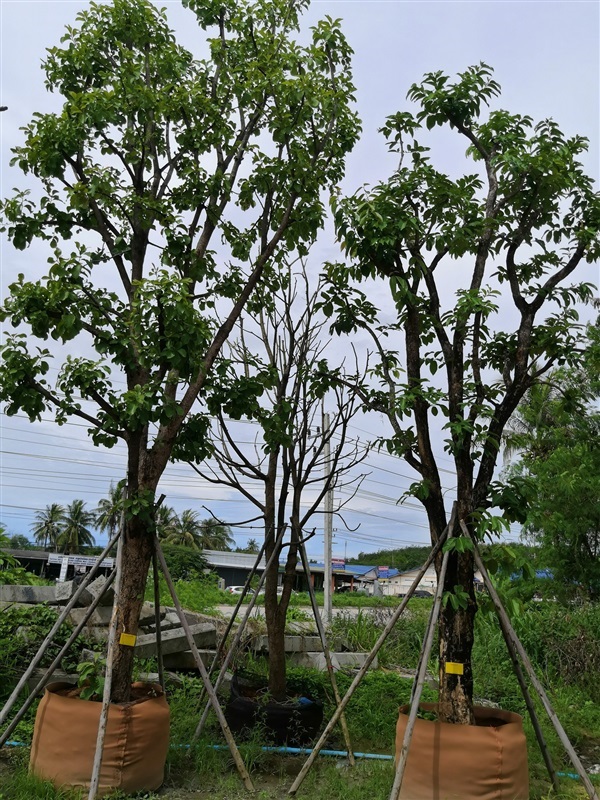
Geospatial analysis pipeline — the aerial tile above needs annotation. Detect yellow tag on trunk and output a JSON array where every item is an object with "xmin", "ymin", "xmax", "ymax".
[
  {"xmin": 119, "ymin": 633, "xmax": 137, "ymax": 647},
  {"xmin": 445, "ymin": 662, "xmax": 464, "ymax": 675}
]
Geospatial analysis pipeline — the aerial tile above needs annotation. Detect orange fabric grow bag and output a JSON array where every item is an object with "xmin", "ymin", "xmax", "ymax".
[
  {"xmin": 30, "ymin": 681, "xmax": 170, "ymax": 797},
  {"xmin": 395, "ymin": 703, "xmax": 529, "ymax": 800}
]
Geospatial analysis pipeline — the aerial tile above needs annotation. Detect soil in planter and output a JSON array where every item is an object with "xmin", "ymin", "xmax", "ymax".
[{"xmin": 225, "ymin": 672, "xmax": 323, "ymax": 747}]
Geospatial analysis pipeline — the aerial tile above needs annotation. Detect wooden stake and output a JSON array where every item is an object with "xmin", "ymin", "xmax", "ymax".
[
  {"xmin": 459, "ymin": 523, "xmax": 559, "ymax": 792},
  {"xmin": 389, "ymin": 510, "xmax": 453, "ymax": 800},
  {"xmin": 152, "ymin": 548, "xmax": 165, "ymax": 691},
  {"xmin": 154, "ymin": 537, "xmax": 256, "ymax": 793},
  {"xmin": 298, "ymin": 537, "xmax": 355, "ymax": 767},
  {"xmin": 88, "ymin": 522, "xmax": 125, "ymax": 800},
  {"xmin": 466, "ymin": 523, "xmax": 599, "ymax": 800},
  {"xmin": 288, "ymin": 523, "xmax": 451, "ymax": 796},
  {"xmin": 0, "ymin": 529, "xmax": 122, "ymax": 730}
]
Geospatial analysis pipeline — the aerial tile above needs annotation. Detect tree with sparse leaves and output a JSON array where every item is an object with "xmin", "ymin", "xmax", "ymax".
[
  {"xmin": 194, "ymin": 266, "xmax": 368, "ymax": 700},
  {"xmin": 323, "ymin": 64, "xmax": 600, "ymax": 724},
  {"xmin": 0, "ymin": 0, "xmax": 359, "ymax": 702}
]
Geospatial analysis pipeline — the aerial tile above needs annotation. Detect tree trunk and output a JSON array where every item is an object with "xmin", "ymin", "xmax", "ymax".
[
  {"xmin": 110, "ymin": 511, "xmax": 155, "ymax": 703},
  {"xmin": 266, "ymin": 600, "xmax": 287, "ymax": 702},
  {"xmin": 437, "ymin": 547, "xmax": 477, "ymax": 724}
]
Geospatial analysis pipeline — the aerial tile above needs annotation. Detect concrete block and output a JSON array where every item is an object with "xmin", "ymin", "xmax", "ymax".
[
  {"xmin": 161, "ymin": 650, "xmax": 215, "ymax": 670},
  {"xmin": 27, "ymin": 668, "xmax": 78, "ymax": 692},
  {"xmin": 139, "ymin": 602, "xmax": 161, "ymax": 626},
  {"xmin": 0, "ymin": 585, "xmax": 56, "ymax": 604},
  {"xmin": 85, "ymin": 576, "xmax": 114, "ymax": 607},
  {"xmin": 134, "ymin": 623, "xmax": 217, "ymax": 659},
  {"xmin": 68, "ymin": 606, "xmax": 114, "ymax": 627},
  {"xmin": 253, "ymin": 634, "xmax": 342, "ymax": 653},
  {"xmin": 288, "ymin": 651, "xmax": 377, "ymax": 672}
]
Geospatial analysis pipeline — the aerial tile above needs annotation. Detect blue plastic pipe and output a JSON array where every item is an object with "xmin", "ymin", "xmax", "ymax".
[
  {"xmin": 3, "ymin": 740, "xmax": 587, "ymax": 777},
  {"xmin": 209, "ymin": 743, "xmax": 392, "ymax": 760}
]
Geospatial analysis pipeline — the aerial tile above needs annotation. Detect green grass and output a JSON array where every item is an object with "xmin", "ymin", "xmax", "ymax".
[{"xmin": 2, "ymin": 590, "xmax": 599, "ymax": 799}]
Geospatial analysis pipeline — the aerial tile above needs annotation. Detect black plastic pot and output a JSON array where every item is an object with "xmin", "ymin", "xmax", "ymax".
[{"xmin": 224, "ymin": 672, "xmax": 323, "ymax": 746}]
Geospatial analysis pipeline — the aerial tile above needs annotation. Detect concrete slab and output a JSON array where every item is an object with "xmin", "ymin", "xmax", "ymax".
[
  {"xmin": 0, "ymin": 585, "xmax": 56, "ymax": 604},
  {"xmin": 85, "ymin": 576, "xmax": 115, "ymax": 607},
  {"xmin": 288, "ymin": 651, "xmax": 377, "ymax": 671},
  {"xmin": 134, "ymin": 623, "xmax": 217, "ymax": 659},
  {"xmin": 161, "ymin": 650, "xmax": 215, "ymax": 670},
  {"xmin": 54, "ymin": 580, "xmax": 93, "ymax": 606},
  {"xmin": 26, "ymin": 668, "xmax": 78, "ymax": 692},
  {"xmin": 253, "ymin": 634, "xmax": 343, "ymax": 653},
  {"xmin": 68, "ymin": 606, "xmax": 114, "ymax": 627}
]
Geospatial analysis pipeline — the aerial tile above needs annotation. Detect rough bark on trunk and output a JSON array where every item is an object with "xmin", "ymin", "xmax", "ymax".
[
  {"xmin": 109, "ymin": 512, "xmax": 155, "ymax": 703},
  {"xmin": 437, "ymin": 548, "xmax": 477, "ymax": 725}
]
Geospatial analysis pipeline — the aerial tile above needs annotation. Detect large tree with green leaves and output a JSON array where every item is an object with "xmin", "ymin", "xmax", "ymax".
[
  {"xmin": 0, "ymin": 0, "xmax": 359, "ymax": 702},
  {"xmin": 505, "ymin": 320, "xmax": 600, "ymax": 602},
  {"xmin": 322, "ymin": 64, "xmax": 600, "ymax": 724}
]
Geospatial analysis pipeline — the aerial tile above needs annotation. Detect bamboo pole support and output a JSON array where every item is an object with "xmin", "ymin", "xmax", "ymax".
[
  {"xmin": 389, "ymin": 521, "xmax": 452, "ymax": 800},
  {"xmin": 152, "ymin": 548, "xmax": 165, "ymax": 691},
  {"xmin": 298, "ymin": 537, "xmax": 355, "ymax": 767},
  {"xmin": 466, "ymin": 523, "xmax": 599, "ymax": 800},
  {"xmin": 88, "ymin": 522, "xmax": 125, "ymax": 800},
  {"xmin": 459, "ymin": 522, "xmax": 560, "ymax": 793},
  {"xmin": 193, "ymin": 529, "xmax": 285, "ymax": 741},
  {"xmin": 154, "ymin": 537, "xmax": 255, "ymax": 793},
  {"xmin": 0, "ymin": 529, "xmax": 122, "ymax": 729},
  {"xmin": 0, "ymin": 568, "xmax": 117, "ymax": 748},
  {"xmin": 288, "ymin": 523, "xmax": 451, "ymax": 796}
]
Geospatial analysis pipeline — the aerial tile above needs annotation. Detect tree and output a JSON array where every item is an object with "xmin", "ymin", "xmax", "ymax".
[
  {"xmin": 505, "ymin": 322, "xmax": 600, "ymax": 601},
  {"xmin": 322, "ymin": 64, "xmax": 600, "ymax": 723},
  {"xmin": 237, "ymin": 538, "xmax": 260, "ymax": 554},
  {"xmin": 95, "ymin": 481, "xmax": 126, "ymax": 541},
  {"xmin": 163, "ymin": 509, "xmax": 204, "ymax": 550},
  {"xmin": 0, "ymin": 0, "xmax": 359, "ymax": 702},
  {"xmin": 193, "ymin": 266, "xmax": 368, "ymax": 700},
  {"xmin": 155, "ymin": 504, "xmax": 178, "ymax": 541},
  {"xmin": 31, "ymin": 503, "xmax": 65, "ymax": 551},
  {"xmin": 8, "ymin": 534, "xmax": 32, "ymax": 550},
  {"xmin": 57, "ymin": 500, "xmax": 96, "ymax": 554},
  {"xmin": 197, "ymin": 518, "xmax": 235, "ymax": 551}
]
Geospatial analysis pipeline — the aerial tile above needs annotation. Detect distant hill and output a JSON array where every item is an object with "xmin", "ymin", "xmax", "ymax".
[{"xmin": 348, "ymin": 546, "xmax": 432, "ymax": 572}]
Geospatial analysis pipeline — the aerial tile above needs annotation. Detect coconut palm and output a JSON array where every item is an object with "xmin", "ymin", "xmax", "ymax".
[
  {"xmin": 56, "ymin": 500, "xmax": 96, "ymax": 554},
  {"xmin": 155, "ymin": 504, "xmax": 178, "ymax": 541},
  {"xmin": 31, "ymin": 503, "xmax": 65, "ymax": 551},
  {"xmin": 198, "ymin": 518, "xmax": 234, "ymax": 551},
  {"xmin": 95, "ymin": 480, "xmax": 126, "ymax": 540},
  {"xmin": 164, "ymin": 509, "xmax": 204, "ymax": 550}
]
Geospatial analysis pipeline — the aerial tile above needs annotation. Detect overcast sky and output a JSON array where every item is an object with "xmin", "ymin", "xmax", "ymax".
[{"xmin": 1, "ymin": 0, "xmax": 598, "ymax": 560}]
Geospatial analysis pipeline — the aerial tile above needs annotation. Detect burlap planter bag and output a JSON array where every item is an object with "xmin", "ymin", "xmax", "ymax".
[
  {"xmin": 30, "ymin": 681, "xmax": 170, "ymax": 797},
  {"xmin": 395, "ymin": 703, "xmax": 529, "ymax": 800}
]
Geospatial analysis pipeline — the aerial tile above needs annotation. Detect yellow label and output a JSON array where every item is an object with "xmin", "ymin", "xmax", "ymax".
[
  {"xmin": 445, "ymin": 662, "xmax": 464, "ymax": 675},
  {"xmin": 119, "ymin": 633, "xmax": 137, "ymax": 647}
]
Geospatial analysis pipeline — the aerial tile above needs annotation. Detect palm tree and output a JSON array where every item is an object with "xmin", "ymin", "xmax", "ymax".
[
  {"xmin": 198, "ymin": 518, "xmax": 234, "ymax": 551},
  {"xmin": 95, "ymin": 481, "xmax": 126, "ymax": 540},
  {"xmin": 155, "ymin": 504, "xmax": 178, "ymax": 541},
  {"xmin": 31, "ymin": 504, "xmax": 65, "ymax": 551},
  {"xmin": 164, "ymin": 509, "xmax": 204, "ymax": 550},
  {"xmin": 57, "ymin": 500, "xmax": 96, "ymax": 554}
]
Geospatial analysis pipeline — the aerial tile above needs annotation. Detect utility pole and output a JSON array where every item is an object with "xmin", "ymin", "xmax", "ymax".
[{"xmin": 323, "ymin": 411, "xmax": 333, "ymax": 624}]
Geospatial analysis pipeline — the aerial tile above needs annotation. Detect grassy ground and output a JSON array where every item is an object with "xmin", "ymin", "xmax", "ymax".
[{"xmin": 1, "ymin": 594, "xmax": 599, "ymax": 799}]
